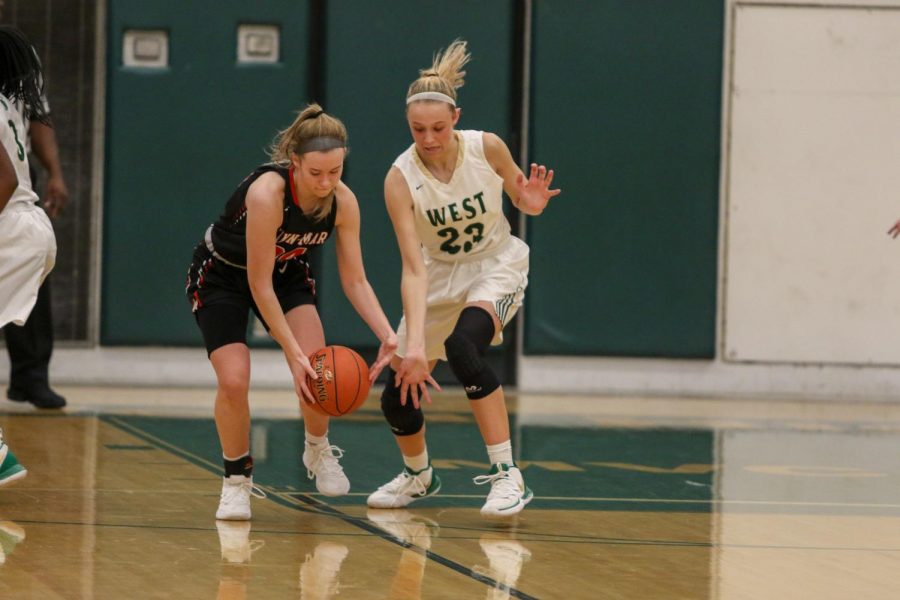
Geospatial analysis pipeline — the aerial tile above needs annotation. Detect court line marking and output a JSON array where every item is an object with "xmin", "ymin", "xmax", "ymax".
[
  {"xmin": 97, "ymin": 416, "xmax": 900, "ymax": 562},
  {"xmin": 10, "ymin": 518, "xmax": 900, "ymax": 553},
  {"xmin": 13, "ymin": 410, "xmax": 900, "ymax": 555},
  {"xmin": 104, "ymin": 416, "xmax": 539, "ymax": 600},
  {"xmin": 11, "ymin": 484, "xmax": 900, "ymax": 510}
]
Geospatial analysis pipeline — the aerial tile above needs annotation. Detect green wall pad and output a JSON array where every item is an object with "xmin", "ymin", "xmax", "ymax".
[
  {"xmin": 103, "ymin": 1, "xmax": 310, "ymax": 344},
  {"xmin": 526, "ymin": 0, "xmax": 724, "ymax": 357}
]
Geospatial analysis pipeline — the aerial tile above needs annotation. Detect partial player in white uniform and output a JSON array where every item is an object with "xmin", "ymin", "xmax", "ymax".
[
  {"xmin": 0, "ymin": 26, "xmax": 56, "ymax": 330},
  {"xmin": 0, "ymin": 25, "xmax": 58, "ymax": 488},
  {"xmin": 1, "ymin": 17, "xmax": 69, "ymax": 410},
  {"xmin": 368, "ymin": 40, "xmax": 560, "ymax": 518}
]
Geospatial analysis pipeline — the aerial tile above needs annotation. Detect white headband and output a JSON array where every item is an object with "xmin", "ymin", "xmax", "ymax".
[{"xmin": 406, "ymin": 91, "xmax": 456, "ymax": 106}]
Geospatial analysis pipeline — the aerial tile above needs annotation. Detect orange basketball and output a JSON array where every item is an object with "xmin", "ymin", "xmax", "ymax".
[{"xmin": 305, "ymin": 345, "xmax": 371, "ymax": 416}]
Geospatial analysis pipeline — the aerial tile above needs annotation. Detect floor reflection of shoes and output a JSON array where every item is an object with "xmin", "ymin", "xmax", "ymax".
[
  {"xmin": 216, "ymin": 574, "xmax": 249, "ymax": 600},
  {"xmin": 216, "ymin": 521, "xmax": 263, "ymax": 564},
  {"xmin": 299, "ymin": 541, "xmax": 349, "ymax": 600},
  {"xmin": 0, "ymin": 520, "xmax": 25, "ymax": 566},
  {"xmin": 474, "ymin": 534, "xmax": 532, "ymax": 600},
  {"xmin": 366, "ymin": 508, "xmax": 439, "ymax": 552},
  {"xmin": 0, "ymin": 441, "xmax": 28, "ymax": 488}
]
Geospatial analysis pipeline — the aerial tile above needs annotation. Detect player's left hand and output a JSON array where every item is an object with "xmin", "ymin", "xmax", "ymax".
[
  {"xmin": 287, "ymin": 351, "xmax": 318, "ymax": 405},
  {"xmin": 369, "ymin": 331, "xmax": 399, "ymax": 385},
  {"xmin": 395, "ymin": 349, "xmax": 441, "ymax": 409},
  {"xmin": 42, "ymin": 176, "xmax": 69, "ymax": 219},
  {"xmin": 514, "ymin": 163, "xmax": 561, "ymax": 215}
]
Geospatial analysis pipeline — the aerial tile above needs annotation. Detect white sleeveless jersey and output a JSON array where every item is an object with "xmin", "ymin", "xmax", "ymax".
[
  {"xmin": 393, "ymin": 130, "xmax": 510, "ymax": 262},
  {"xmin": 0, "ymin": 94, "xmax": 39, "ymax": 208}
]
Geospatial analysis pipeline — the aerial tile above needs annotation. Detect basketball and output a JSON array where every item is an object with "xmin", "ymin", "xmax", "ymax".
[{"xmin": 305, "ymin": 345, "xmax": 371, "ymax": 416}]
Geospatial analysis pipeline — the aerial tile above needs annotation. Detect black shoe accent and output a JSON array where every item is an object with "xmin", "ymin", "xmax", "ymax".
[
  {"xmin": 7, "ymin": 386, "xmax": 66, "ymax": 409},
  {"xmin": 6, "ymin": 388, "xmax": 27, "ymax": 403}
]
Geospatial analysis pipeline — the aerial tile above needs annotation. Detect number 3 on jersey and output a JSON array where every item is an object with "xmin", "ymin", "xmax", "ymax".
[
  {"xmin": 437, "ymin": 222, "xmax": 485, "ymax": 255},
  {"xmin": 7, "ymin": 120, "xmax": 25, "ymax": 161}
]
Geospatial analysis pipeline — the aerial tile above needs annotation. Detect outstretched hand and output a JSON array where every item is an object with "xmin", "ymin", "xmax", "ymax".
[
  {"xmin": 514, "ymin": 163, "xmax": 561, "ymax": 215},
  {"xmin": 368, "ymin": 332, "xmax": 399, "ymax": 385},
  {"xmin": 888, "ymin": 219, "xmax": 900, "ymax": 238},
  {"xmin": 395, "ymin": 349, "xmax": 441, "ymax": 409}
]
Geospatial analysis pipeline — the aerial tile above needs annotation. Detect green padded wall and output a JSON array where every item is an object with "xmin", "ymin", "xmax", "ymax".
[
  {"xmin": 101, "ymin": 0, "xmax": 724, "ymax": 362},
  {"xmin": 318, "ymin": 1, "xmax": 515, "ymax": 350},
  {"xmin": 102, "ymin": 1, "xmax": 309, "ymax": 344},
  {"xmin": 526, "ymin": 0, "xmax": 723, "ymax": 357}
]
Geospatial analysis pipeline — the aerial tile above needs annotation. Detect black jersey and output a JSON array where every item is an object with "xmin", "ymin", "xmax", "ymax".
[{"xmin": 203, "ymin": 164, "xmax": 337, "ymax": 269}]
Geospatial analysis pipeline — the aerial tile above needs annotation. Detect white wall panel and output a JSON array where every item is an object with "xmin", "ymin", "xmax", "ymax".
[{"xmin": 724, "ymin": 5, "xmax": 900, "ymax": 364}]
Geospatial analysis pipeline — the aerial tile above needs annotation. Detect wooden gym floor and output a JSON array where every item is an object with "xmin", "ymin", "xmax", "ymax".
[{"xmin": 1, "ymin": 387, "xmax": 900, "ymax": 599}]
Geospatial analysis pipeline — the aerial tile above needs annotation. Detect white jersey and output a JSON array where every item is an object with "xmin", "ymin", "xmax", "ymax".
[
  {"xmin": 393, "ymin": 130, "xmax": 511, "ymax": 262},
  {"xmin": 0, "ymin": 96, "xmax": 55, "ymax": 327},
  {"xmin": 0, "ymin": 94, "xmax": 39, "ymax": 209}
]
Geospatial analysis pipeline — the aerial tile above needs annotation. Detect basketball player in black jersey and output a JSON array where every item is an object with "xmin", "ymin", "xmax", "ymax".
[{"xmin": 186, "ymin": 104, "xmax": 397, "ymax": 520}]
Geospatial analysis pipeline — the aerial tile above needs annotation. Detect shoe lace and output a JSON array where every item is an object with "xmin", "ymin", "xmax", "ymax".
[
  {"xmin": 306, "ymin": 445, "xmax": 346, "ymax": 479},
  {"xmin": 221, "ymin": 479, "xmax": 267, "ymax": 503},
  {"xmin": 383, "ymin": 470, "xmax": 427, "ymax": 496},
  {"xmin": 473, "ymin": 470, "xmax": 520, "ymax": 501}
]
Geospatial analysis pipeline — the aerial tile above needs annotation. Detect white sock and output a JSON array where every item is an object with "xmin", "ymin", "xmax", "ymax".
[
  {"xmin": 305, "ymin": 431, "xmax": 328, "ymax": 447},
  {"xmin": 486, "ymin": 440, "xmax": 514, "ymax": 466},
  {"xmin": 403, "ymin": 449, "xmax": 430, "ymax": 472},
  {"xmin": 403, "ymin": 450, "xmax": 431, "ymax": 484}
]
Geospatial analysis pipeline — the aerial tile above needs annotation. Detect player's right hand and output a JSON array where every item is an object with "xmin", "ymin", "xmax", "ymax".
[
  {"xmin": 888, "ymin": 219, "xmax": 900, "ymax": 238},
  {"xmin": 369, "ymin": 331, "xmax": 399, "ymax": 385},
  {"xmin": 43, "ymin": 176, "xmax": 69, "ymax": 218}
]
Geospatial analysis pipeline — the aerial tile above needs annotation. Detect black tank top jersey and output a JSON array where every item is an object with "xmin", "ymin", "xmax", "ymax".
[{"xmin": 204, "ymin": 164, "xmax": 337, "ymax": 269}]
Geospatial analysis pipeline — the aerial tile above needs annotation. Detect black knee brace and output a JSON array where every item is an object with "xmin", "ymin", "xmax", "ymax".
[
  {"xmin": 444, "ymin": 307, "xmax": 501, "ymax": 400},
  {"xmin": 380, "ymin": 368, "xmax": 424, "ymax": 436}
]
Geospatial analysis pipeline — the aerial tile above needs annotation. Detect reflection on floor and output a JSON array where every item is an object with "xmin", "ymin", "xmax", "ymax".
[{"xmin": 0, "ymin": 386, "xmax": 899, "ymax": 599}]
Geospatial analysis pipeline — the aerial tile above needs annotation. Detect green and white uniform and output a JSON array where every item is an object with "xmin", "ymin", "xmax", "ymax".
[
  {"xmin": 0, "ymin": 95, "xmax": 56, "ymax": 327},
  {"xmin": 392, "ymin": 130, "xmax": 528, "ymax": 360}
]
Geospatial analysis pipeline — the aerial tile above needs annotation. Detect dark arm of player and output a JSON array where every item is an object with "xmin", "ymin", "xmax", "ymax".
[{"xmin": 29, "ymin": 119, "xmax": 68, "ymax": 218}]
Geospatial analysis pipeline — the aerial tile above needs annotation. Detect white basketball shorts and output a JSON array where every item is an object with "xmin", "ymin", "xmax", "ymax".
[
  {"xmin": 396, "ymin": 236, "xmax": 529, "ymax": 361},
  {"xmin": 0, "ymin": 203, "xmax": 56, "ymax": 327}
]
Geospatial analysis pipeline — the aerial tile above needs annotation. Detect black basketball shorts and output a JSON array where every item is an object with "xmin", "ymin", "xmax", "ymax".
[{"xmin": 185, "ymin": 244, "xmax": 316, "ymax": 355}]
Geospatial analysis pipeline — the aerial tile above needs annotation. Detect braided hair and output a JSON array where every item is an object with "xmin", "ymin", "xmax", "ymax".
[{"xmin": 0, "ymin": 26, "xmax": 49, "ymax": 124}]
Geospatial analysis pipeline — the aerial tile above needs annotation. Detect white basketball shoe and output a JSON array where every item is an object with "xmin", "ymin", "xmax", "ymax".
[
  {"xmin": 473, "ymin": 464, "xmax": 533, "ymax": 518},
  {"xmin": 302, "ymin": 443, "xmax": 350, "ymax": 496},
  {"xmin": 216, "ymin": 475, "xmax": 266, "ymax": 521}
]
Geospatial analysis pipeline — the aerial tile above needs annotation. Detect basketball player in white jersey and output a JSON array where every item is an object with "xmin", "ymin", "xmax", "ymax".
[
  {"xmin": 0, "ymin": 25, "xmax": 57, "ymax": 487},
  {"xmin": 367, "ymin": 40, "xmax": 560, "ymax": 517}
]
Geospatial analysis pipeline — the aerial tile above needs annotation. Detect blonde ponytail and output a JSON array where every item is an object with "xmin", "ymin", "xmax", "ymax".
[{"xmin": 406, "ymin": 39, "xmax": 471, "ymax": 106}]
